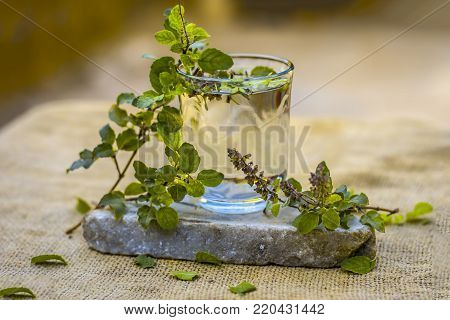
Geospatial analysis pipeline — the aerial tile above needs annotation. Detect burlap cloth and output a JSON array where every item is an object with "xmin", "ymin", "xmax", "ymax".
[{"xmin": 0, "ymin": 100, "xmax": 448, "ymax": 299}]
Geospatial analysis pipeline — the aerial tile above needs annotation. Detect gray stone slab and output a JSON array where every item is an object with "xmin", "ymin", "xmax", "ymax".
[{"xmin": 83, "ymin": 203, "xmax": 376, "ymax": 267}]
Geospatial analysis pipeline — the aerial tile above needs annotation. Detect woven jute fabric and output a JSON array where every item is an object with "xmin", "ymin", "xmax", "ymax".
[{"xmin": 0, "ymin": 100, "xmax": 448, "ymax": 300}]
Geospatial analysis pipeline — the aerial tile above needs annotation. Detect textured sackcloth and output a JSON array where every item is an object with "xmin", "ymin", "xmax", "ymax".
[{"xmin": 0, "ymin": 100, "xmax": 448, "ymax": 300}]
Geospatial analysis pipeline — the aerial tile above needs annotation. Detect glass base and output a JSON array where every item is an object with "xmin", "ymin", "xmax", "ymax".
[
  {"xmin": 198, "ymin": 182, "xmax": 266, "ymax": 214},
  {"xmin": 198, "ymin": 197, "xmax": 266, "ymax": 214}
]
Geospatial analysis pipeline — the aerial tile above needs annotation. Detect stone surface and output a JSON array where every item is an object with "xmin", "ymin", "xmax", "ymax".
[{"xmin": 83, "ymin": 203, "xmax": 375, "ymax": 267}]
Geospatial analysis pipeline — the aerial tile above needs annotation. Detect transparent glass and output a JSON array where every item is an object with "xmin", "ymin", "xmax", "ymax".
[{"xmin": 178, "ymin": 54, "xmax": 294, "ymax": 214}]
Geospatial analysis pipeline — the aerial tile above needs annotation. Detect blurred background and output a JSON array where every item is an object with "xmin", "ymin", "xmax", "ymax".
[{"xmin": 0, "ymin": 0, "xmax": 449, "ymax": 127}]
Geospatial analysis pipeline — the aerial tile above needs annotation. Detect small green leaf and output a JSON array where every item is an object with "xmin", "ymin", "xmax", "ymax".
[
  {"xmin": 271, "ymin": 203, "xmax": 281, "ymax": 217},
  {"xmin": 322, "ymin": 208, "xmax": 340, "ymax": 230},
  {"xmin": 251, "ymin": 66, "xmax": 276, "ymax": 77},
  {"xmin": 360, "ymin": 210, "xmax": 385, "ymax": 232},
  {"xmin": 340, "ymin": 213, "xmax": 355, "ymax": 229},
  {"xmin": 99, "ymin": 124, "xmax": 115, "ymax": 144},
  {"xmin": 381, "ymin": 213, "xmax": 405, "ymax": 225},
  {"xmin": 198, "ymin": 48, "xmax": 234, "ymax": 74},
  {"xmin": 157, "ymin": 106, "xmax": 183, "ymax": 133},
  {"xmin": 124, "ymin": 182, "xmax": 146, "ymax": 196},
  {"xmin": 171, "ymin": 271, "xmax": 199, "ymax": 281},
  {"xmin": 75, "ymin": 197, "xmax": 91, "ymax": 214},
  {"xmin": 197, "ymin": 169, "xmax": 224, "ymax": 187},
  {"xmin": 325, "ymin": 194, "xmax": 342, "ymax": 205},
  {"xmin": 116, "ymin": 92, "xmax": 135, "ymax": 105},
  {"xmin": 168, "ymin": 4, "xmax": 185, "ymax": 30},
  {"xmin": 116, "ymin": 128, "xmax": 141, "ymax": 151},
  {"xmin": 133, "ymin": 161, "xmax": 149, "ymax": 183},
  {"xmin": 406, "ymin": 202, "xmax": 433, "ymax": 221},
  {"xmin": 179, "ymin": 143, "xmax": 200, "ymax": 173},
  {"xmin": 168, "ymin": 184, "xmax": 187, "ymax": 202},
  {"xmin": 135, "ymin": 255, "xmax": 156, "ymax": 268},
  {"xmin": 0, "ymin": 287, "xmax": 35, "ymax": 299},
  {"xmin": 341, "ymin": 256, "xmax": 376, "ymax": 274},
  {"xmin": 154, "ymin": 30, "xmax": 177, "ymax": 45},
  {"xmin": 349, "ymin": 193, "xmax": 369, "ymax": 206},
  {"xmin": 185, "ymin": 178, "xmax": 205, "ymax": 197},
  {"xmin": 159, "ymin": 165, "xmax": 177, "ymax": 183},
  {"xmin": 137, "ymin": 205, "xmax": 156, "ymax": 229},
  {"xmin": 93, "ymin": 143, "xmax": 114, "ymax": 158},
  {"xmin": 287, "ymin": 178, "xmax": 302, "ymax": 192},
  {"xmin": 109, "ymin": 104, "xmax": 128, "ymax": 127},
  {"xmin": 335, "ymin": 185, "xmax": 351, "ymax": 199},
  {"xmin": 150, "ymin": 56, "xmax": 176, "ymax": 93},
  {"xmin": 157, "ymin": 124, "xmax": 183, "ymax": 151},
  {"xmin": 132, "ymin": 91, "xmax": 164, "ymax": 109},
  {"xmin": 195, "ymin": 251, "xmax": 222, "ymax": 265},
  {"xmin": 155, "ymin": 206, "xmax": 178, "ymax": 231},
  {"xmin": 67, "ymin": 149, "xmax": 94, "ymax": 172},
  {"xmin": 293, "ymin": 211, "xmax": 319, "ymax": 234},
  {"xmin": 99, "ymin": 191, "xmax": 126, "ymax": 220},
  {"xmin": 229, "ymin": 281, "xmax": 256, "ymax": 295},
  {"xmin": 31, "ymin": 254, "xmax": 67, "ymax": 266}
]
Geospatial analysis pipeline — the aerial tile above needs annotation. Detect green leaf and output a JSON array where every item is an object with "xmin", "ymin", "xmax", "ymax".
[
  {"xmin": 381, "ymin": 213, "xmax": 405, "ymax": 225},
  {"xmin": 154, "ymin": 30, "xmax": 177, "ymax": 45},
  {"xmin": 271, "ymin": 203, "xmax": 281, "ymax": 217},
  {"xmin": 75, "ymin": 197, "xmax": 91, "ymax": 214},
  {"xmin": 349, "ymin": 193, "xmax": 369, "ymax": 206},
  {"xmin": 67, "ymin": 149, "xmax": 94, "ymax": 172},
  {"xmin": 109, "ymin": 104, "xmax": 128, "ymax": 127},
  {"xmin": 406, "ymin": 202, "xmax": 433, "ymax": 221},
  {"xmin": 157, "ymin": 124, "xmax": 183, "ymax": 151},
  {"xmin": 155, "ymin": 206, "xmax": 178, "ymax": 231},
  {"xmin": 168, "ymin": 184, "xmax": 187, "ymax": 202},
  {"xmin": 198, "ymin": 48, "xmax": 234, "ymax": 74},
  {"xmin": 135, "ymin": 255, "xmax": 156, "ymax": 268},
  {"xmin": 293, "ymin": 211, "xmax": 319, "ymax": 234},
  {"xmin": 185, "ymin": 178, "xmax": 205, "ymax": 197},
  {"xmin": 195, "ymin": 251, "xmax": 222, "ymax": 265},
  {"xmin": 137, "ymin": 205, "xmax": 156, "ymax": 229},
  {"xmin": 132, "ymin": 91, "xmax": 164, "ymax": 109},
  {"xmin": 197, "ymin": 169, "xmax": 224, "ymax": 187},
  {"xmin": 99, "ymin": 124, "xmax": 115, "ymax": 144},
  {"xmin": 335, "ymin": 184, "xmax": 351, "ymax": 200},
  {"xmin": 133, "ymin": 161, "xmax": 149, "ymax": 183},
  {"xmin": 180, "ymin": 54, "xmax": 195, "ymax": 68},
  {"xmin": 99, "ymin": 191, "xmax": 126, "ymax": 220},
  {"xmin": 186, "ymin": 23, "xmax": 210, "ymax": 42},
  {"xmin": 149, "ymin": 185, "xmax": 173, "ymax": 206},
  {"xmin": 159, "ymin": 165, "xmax": 177, "ymax": 183},
  {"xmin": 341, "ymin": 256, "xmax": 376, "ymax": 274},
  {"xmin": 0, "ymin": 287, "xmax": 35, "ymax": 299},
  {"xmin": 171, "ymin": 271, "xmax": 199, "ymax": 281},
  {"xmin": 325, "ymin": 194, "xmax": 342, "ymax": 205},
  {"xmin": 340, "ymin": 213, "xmax": 355, "ymax": 229},
  {"xmin": 124, "ymin": 182, "xmax": 146, "ymax": 196},
  {"xmin": 168, "ymin": 4, "xmax": 185, "ymax": 30},
  {"xmin": 322, "ymin": 208, "xmax": 340, "ymax": 230},
  {"xmin": 116, "ymin": 92, "xmax": 135, "ymax": 105},
  {"xmin": 229, "ymin": 281, "xmax": 256, "ymax": 295},
  {"xmin": 116, "ymin": 128, "xmax": 141, "ymax": 151},
  {"xmin": 157, "ymin": 106, "xmax": 183, "ymax": 133},
  {"xmin": 93, "ymin": 143, "xmax": 114, "ymax": 158},
  {"xmin": 360, "ymin": 210, "xmax": 385, "ymax": 233},
  {"xmin": 179, "ymin": 143, "xmax": 200, "ymax": 173},
  {"xmin": 150, "ymin": 56, "xmax": 176, "ymax": 93},
  {"xmin": 251, "ymin": 66, "xmax": 276, "ymax": 77},
  {"xmin": 287, "ymin": 178, "xmax": 302, "ymax": 192},
  {"xmin": 31, "ymin": 254, "xmax": 67, "ymax": 266}
]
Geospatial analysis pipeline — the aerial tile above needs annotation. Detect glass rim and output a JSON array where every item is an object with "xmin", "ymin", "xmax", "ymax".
[{"xmin": 176, "ymin": 53, "xmax": 294, "ymax": 83}]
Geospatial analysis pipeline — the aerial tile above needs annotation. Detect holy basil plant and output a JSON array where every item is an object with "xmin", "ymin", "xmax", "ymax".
[{"xmin": 66, "ymin": 4, "xmax": 231, "ymax": 233}]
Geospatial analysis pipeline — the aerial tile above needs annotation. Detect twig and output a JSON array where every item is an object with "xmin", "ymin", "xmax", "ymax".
[
  {"xmin": 363, "ymin": 206, "xmax": 399, "ymax": 215},
  {"xmin": 65, "ymin": 129, "xmax": 144, "ymax": 235},
  {"xmin": 178, "ymin": 0, "xmax": 190, "ymax": 53}
]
